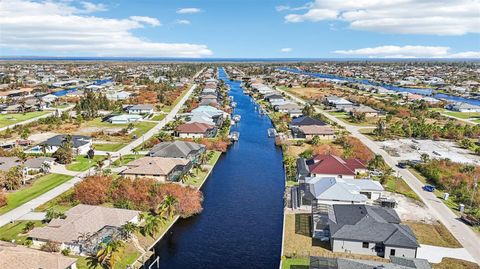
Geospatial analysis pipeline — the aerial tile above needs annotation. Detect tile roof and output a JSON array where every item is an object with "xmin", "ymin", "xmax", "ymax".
[
  {"xmin": 149, "ymin": 141, "xmax": 205, "ymax": 158},
  {"xmin": 176, "ymin": 122, "xmax": 214, "ymax": 134},
  {"xmin": 0, "ymin": 242, "xmax": 77, "ymax": 269},
  {"xmin": 308, "ymin": 154, "xmax": 366, "ymax": 176},
  {"xmin": 121, "ymin": 156, "xmax": 190, "ymax": 176}
]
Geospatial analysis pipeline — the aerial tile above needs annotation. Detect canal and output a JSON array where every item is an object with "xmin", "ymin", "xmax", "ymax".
[{"xmin": 149, "ymin": 67, "xmax": 285, "ymax": 269}]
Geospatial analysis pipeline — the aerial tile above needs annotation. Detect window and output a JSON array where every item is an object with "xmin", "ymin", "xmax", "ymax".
[
  {"xmin": 390, "ymin": 249, "xmax": 396, "ymax": 256},
  {"xmin": 362, "ymin": 242, "xmax": 369, "ymax": 248}
]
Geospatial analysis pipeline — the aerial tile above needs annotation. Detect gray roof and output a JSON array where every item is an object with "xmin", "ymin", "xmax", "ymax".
[
  {"xmin": 310, "ymin": 256, "xmax": 431, "ymax": 269},
  {"xmin": 329, "ymin": 205, "xmax": 418, "ymax": 248},
  {"xmin": 24, "ymin": 157, "xmax": 55, "ymax": 169},
  {"xmin": 149, "ymin": 140, "xmax": 205, "ymax": 158},
  {"xmin": 127, "ymin": 104, "xmax": 154, "ymax": 110},
  {"xmin": 0, "ymin": 157, "xmax": 21, "ymax": 172},
  {"xmin": 305, "ymin": 177, "xmax": 383, "ymax": 203},
  {"xmin": 39, "ymin": 135, "xmax": 91, "ymax": 148}
]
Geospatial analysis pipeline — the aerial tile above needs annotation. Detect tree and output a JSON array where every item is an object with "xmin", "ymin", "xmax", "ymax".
[
  {"xmin": 368, "ymin": 154, "xmax": 388, "ymax": 173},
  {"xmin": 311, "ymin": 135, "xmax": 322, "ymax": 146},
  {"xmin": 23, "ymin": 221, "xmax": 36, "ymax": 233},
  {"xmin": 460, "ymin": 138, "xmax": 474, "ymax": 149},
  {"xmin": 52, "ymin": 139, "xmax": 73, "ymax": 164},
  {"xmin": 302, "ymin": 104, "xmax": 315, "ymax": 116},
  {"xmin": 0, "ymin": 190, "xmax": 6, "ymax": 207},
  {"xmin": 45, "ymin": 208, "xmax": 66, "ymax": 222},
  {"xmin": 73, "ymin": 175, "xmax": 112, "ymax": 205},
  {"xmin": 96, "ymin": 239, "xmax": 124, "ymax": 269},
  {"xmin": 420, "ymin": 153, "xmax": 430, "ymax": 163},
  {"xmin": 120, "ymin": 222, "xmax": 137, "ymax": 240},
  {"xmin": 157, "ymin": 195, "xmax": 177, "ymax": 219},
  {"xmin": 2, "ymin": 166, "xmax": 23, "ymax": 190},
  {"xmin": 140, "ymin": 212, "xmax": 166, "ymax": 237},
  {"xmin": 374, "ymin": 119, "xmax": 386, "ymax": 139},
  {"xmin": 131, "ymin": 148, "xmax": 139, "ymax": 159}
]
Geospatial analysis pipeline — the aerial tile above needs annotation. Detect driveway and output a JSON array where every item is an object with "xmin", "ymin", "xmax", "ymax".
[{"xmin": 417, "ymin": 244, "xmax": 476, "ymax": 263}]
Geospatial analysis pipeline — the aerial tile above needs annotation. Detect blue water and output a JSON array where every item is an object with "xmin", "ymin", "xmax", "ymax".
[
  {"xmin": 148, "ymin": 67, "xmax": 285, "ymax": 269},
  {"xmin": 280, "ymin": 67, "xmax": 480, "ymax": 106}
]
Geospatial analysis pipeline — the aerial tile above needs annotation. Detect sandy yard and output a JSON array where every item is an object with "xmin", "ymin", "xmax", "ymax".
[
  {"xmin": 386, "ymin": 192, "xmax": 438, "ymax": 224},
  {"xmin": 378, "ymin": 138, "xmax": 480, "ymax": 165},
  {"xmin": 27, "ymin": 132, "xmax": 59, "ymax": 143}
]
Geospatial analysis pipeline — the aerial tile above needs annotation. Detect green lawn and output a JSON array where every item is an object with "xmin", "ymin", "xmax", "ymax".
[
  {"xmin": 184, "ymin": 151, "xmax": 221, "ymax": 187},
  {"xmin": 151, "ymin": 114, "xmax": 166, "ymax": 121},
  {"xmin": 0, "ymin": 173, "xmax": 73, "ymax": 214},
  {"xmin": 93, "ymin": 143, "xmax": 125, "ymax": 152},
  {"xmin": 282, "ymin": 258, "xmax": 309, "ymax": 269},
  {"xmin": 0, "ymin": 111, "xmax": 50, "ymax": 128},
  {"xmin": 131, "ymin": 121, "xmax": 157, "ymax": 138},
  {"xmin": 444, "ymin": 111, "xmax": 480, "ymax": 119},
  {"xmin": 385, "ymin": 176, "xmax": 420, "ymax": 201},
  {"xmin": 327, "ymin": 111, "xmax": 376, "ymax": 127},
  {"xmin": 66, "ymin": 155, "xmax": 107, "ymax": 172},
  {"xmin": 110, "ymin": 154, "xmax": 138, "ymax": 167},
  {"xmin": 0, "ymin": 220, "xmax": 45, "ymax": 244},
  {"xmin": 76, "ymin": 243, "xmax": 140, "ymax": 269}
]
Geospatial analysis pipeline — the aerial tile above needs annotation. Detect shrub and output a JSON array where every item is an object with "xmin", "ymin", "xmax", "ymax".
[
  {"xmin": 41, "ymin": 241, "xmax": 60, "ymax": 252},
  {"xmin": 73, "ymin": 175, "xmax": 112, "ymax": 205},
  {"xmin": 156, "ymin": 183, "xmax": 203, "ymax": 218},
  {"xmin": 61, "ymin": 248, "xmax": 71, "ymax": 256},
  {"xmin": 22, "ymin": 221, "xmax": 35, "ymax": 233},
  {"xmin": 0, "ymin": 190, "xmax": 7, "ymax": 207}
]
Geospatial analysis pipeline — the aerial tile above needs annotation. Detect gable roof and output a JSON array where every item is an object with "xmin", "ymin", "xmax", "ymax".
[
  {"xmin": 149, "ymin": 141, "xmax": 205, "ymax": 158},
  {"xmin": 176, "ymin": 122, "xmax": 214, "ymax": 134},
  {"xmin": 28, "ymin": 204, "xmax": 139, "ymax": 243},
  {"xmin": 329, "ymin": 205, "xmax": 418, "ymax": 249},
  {"xmin": 308, "ymin": 154, "xmax": 366, "ymax": 176}
]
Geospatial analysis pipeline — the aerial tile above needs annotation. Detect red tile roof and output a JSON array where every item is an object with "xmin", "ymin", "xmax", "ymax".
[
  {"xmin": 309, "ymin": 154, "xmax": 366, "ymax": 176},
  {"xmin": 176, "ymin": 122, "xmax": 214, "ymax": 134}
]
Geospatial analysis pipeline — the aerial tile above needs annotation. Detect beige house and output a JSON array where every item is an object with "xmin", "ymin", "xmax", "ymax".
[
  {"xmin": 0, "ymin": 242, "xmax": 77, "ymax": 269},
  {"xmin": 28, "ymin": 205, "xmax": 140, "ymax": 255},
  {"xmin": 121, "ymin": 157, "xmax": 191, "ymax": 182},
  {"xmin": 296, "ymin": 125, "xmax": 335, "ymax": 140}
]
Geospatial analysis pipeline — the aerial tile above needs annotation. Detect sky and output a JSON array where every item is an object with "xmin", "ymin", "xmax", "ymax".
[{"xmin": 0, "ymin": 0, "xmax": 479, "ymax": 58}]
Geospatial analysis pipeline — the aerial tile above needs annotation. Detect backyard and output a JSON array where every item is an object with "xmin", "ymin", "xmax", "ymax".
[
  {"xmin": 183, "ymin": 151, "xmax": 222, "ymax": 187},
  {"xmin": 66, "ymin": 155, "xmax": 107, "ymax": 172},
  {"xmin": 0, "ymin": 173, "xmax": 72, "ymax": 214},
  {"xmin": 0, "ymin": 220, "xmax": 45, "ymax": 244}
]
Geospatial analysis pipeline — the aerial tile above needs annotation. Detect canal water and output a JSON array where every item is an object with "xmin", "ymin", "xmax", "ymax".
[
  {"xmin": 149, "ymin": 67, "xmax": 285, "ymax": 268},
  {"xmin": 280, "ymin": 67, "xmax": 480, "ymax": 106}
]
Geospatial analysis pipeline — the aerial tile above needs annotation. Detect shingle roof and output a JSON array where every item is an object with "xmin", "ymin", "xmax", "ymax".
[
  {"xmin": 298, "ymin": 125, "xmax": 335, "ymax": 135},
  {"xmin": 24, "ymin": 157, "xmax": 55, "ymax": 169},
  {"xmin": 329, "ymin": 205, "xmax": 419, "ymax": 248},
  {"xmin": 0, "ymin": 242, "xmax": 77, "ymax": 269},
  {"xmin": 0, "ymin": 157, "xmax": 21, "ymax": 172},
  {"xmin": 290, "ymin": 116, "xmax": 327, "ymax": 126},
  {"xmin": 121, "ymin": 156, "xmax": 190, "ymax": 176},
  {"xmin": 176, "ymin": 122, "xmax": 214, "ymax": 134},
  {"xmin": 39, "ymin": 135, "xmax": 91, "ymax": 148},
  {"xmin": 149, "ymin": 141, "xmax": 205, "ymax": 158},
  {"xmin": 28, "ymin": 204, "xmax": 139, "ymax": 243}
]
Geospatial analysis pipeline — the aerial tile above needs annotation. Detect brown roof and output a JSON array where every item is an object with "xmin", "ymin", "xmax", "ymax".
[
  {"xmin": 176, "ymin": 122, "xmax": 214, "ymax": 134},
  {"xmin": 298, "ymin": 125, "xmax": 334, "ymax": 135},
  {"xmin": 121, "ymin": 156, "xmax": 190, "ymax": 176},
  {"xmin": 309, "ymin": 154, "xmax": 367, "ymax": 176},
  {"xmin": 28, "ymin": 204, "xmax": 139, "ymax": 243},
  {"xmin": 0, "ymin": 242, "xmax": 77, "ymax": 269}
]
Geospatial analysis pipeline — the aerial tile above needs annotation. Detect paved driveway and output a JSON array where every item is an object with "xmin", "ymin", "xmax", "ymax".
[{"xmin": 417, "ymin": 244, "xmax": 476, "ymax": 263}]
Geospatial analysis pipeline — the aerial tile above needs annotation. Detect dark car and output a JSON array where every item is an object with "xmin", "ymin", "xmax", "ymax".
[
  {"xmin": 397, "ymin": 162, "xmax": 408, "ymax": 169},
  {"xmin": 422, "ymin": 185, "xmax": 436, "ymax": 192}
]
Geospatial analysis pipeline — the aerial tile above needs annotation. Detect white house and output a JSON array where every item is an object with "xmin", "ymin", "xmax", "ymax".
[
  {"xmin": 108, "ymin": 114, "xmax": 143, "ymax": 124},
  {"xmin": 126, "ymin": 104, "xmax": 154, "ymax": 114}
]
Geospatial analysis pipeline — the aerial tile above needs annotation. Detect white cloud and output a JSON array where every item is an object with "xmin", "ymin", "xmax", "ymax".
[
  {"xmin": 333, "ymin": 45, "xmax": 480, "ymax": 58},
  {"xmin": 280, "ymin": 48, "xmax": 293, "ymax": 53},
  {"xmin": 130, "ymin": 16, "xmax": 161, "ymax": 26},
  {"xmin": 0, "ymin": 0, "xmax": 212, "ymax": 57},
  {"xmin": 80, "ymin": 1, "xmax": 107, "ymax": 13},
  {"xmin": 176, "ymin": 19, "xmax": 191, "ymax": 25},
  {"xmin": 176, "ymin": 8, "xmax": 202, "ymax": 14},
  {"xmin": 282, "ymin": 0, "xmax": 480, "ymax": 35}
]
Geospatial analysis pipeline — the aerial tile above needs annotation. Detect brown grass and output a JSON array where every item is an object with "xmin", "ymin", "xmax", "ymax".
[
  {"xmin": 432, "ymin": 258, "xmax": 480, "ymax": 269},
  {"xmin": 405, "ymin": 221, "xmax": 462, "ymax": 248}
]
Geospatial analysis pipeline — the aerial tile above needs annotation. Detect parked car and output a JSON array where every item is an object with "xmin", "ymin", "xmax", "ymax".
[
  {"xmin": 397, "ymin": 162, "xmax": 408, "ymax": 169},
  {"xmin": 422, "ymin": 185, "xmax": 436, "ymax": 192}
]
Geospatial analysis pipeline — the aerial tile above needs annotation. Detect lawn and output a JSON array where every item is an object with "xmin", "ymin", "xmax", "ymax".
[
  {"xmin": 110, "ymin": 154, "xmax": 138, "ymax": 167},
  {"xmin": 184, "ymin": 151, "xmax": 222, "ymax": 187},
  {"xmin": 131, "ymin": 121, "xmax": 157, "ymax": 139},
  {"xmin": 0, "ymin": 220, "xmax": 45, "ymax": 244},
  {"xmin": 76, "ymin": 243, "xmax": 140, "ymax": 269},
  {"xmin": 384, "ymin": 176, "xmax": 420, "ymax": 202},
  {"xmin": 282, "ymin": 258, "xmax": 309, "ymax": 269},
  {"xmin": 444, "ymin": 111, "xmax": 480, "ymax": 119},
  {"xmin": 93, "ymin": 143, "xmax": 125, "ymax": 152},
  {"xmin": 0, "ymin": 111, "xmax": 50, "ymax": 128},
  {"xmin": 66, "ymin": 155, "xmax": 107, "ymax": 172},
  {"xmin": 0, "ymin": 173, "xmax": 73, "ymax": 214},
  {"xmin": 405, "ymin": 221, "xmax": 461, "ymax": 248},
  {"xmin": 327, "ymin": 111, "xmax": 377, "ymax": 127},
  {"xmin": 150, "ymin": 114, "xmax": 166, "ymax": 121},
  {"xmin": 35, "ymin": 188, "xmax": 76, "ymax": 213},
  {"xmin": 433, "ymin": 258, "xmax": 480, "ymax": 269}
]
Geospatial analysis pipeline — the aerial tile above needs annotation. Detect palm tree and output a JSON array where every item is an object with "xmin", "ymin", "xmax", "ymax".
[
  {"xmin": 120, "ymin": 221, "xmax": 137, "ymax": 240},
  {"xmin": 131, "ymin": 148, "xmax": 139, "ymax": 159},
  {"xmin": 139, "ymin": 212, "xmax": 165, "ymax": 237},
  {"xmin": 199, "ymin": 152, "xmax": 209, "ymax": 165},
  {"xmin": 157, "ymin": 195, "xmax": 177, "ymax": 219},
  {"xmin": 40, "ymin": 144, "xmax": 48, "ymax": 156},
  {"xmin": 96, "ymin": 239, "xmax": 124, "ymax": 269}
]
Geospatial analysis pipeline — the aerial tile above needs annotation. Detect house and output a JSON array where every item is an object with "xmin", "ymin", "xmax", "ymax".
[
  {"xmin": 126, "ymin": 104, "xmax": 154, "ymax": 114},
  {"xmin": 108, "ymin": 114, "xmax": 143, "ymax": 124},
  {"xmin": 121, "ymin": 157, "xmax": 191, "ymax": 182},
  {"xmin": 106, "ymin": 91, "xmax": 131, "ymax": 101},
  {"xmin": 325, "ymin": 96, "xmax": 353, "ymax": 110},
  {"xmin": 0, "ymin": 242, "xmax": 77, "ymax": 269},
  {"xmin": 275, "ymin": 103, "xmax": 303, "ymax": 118},
  {"xmin": 24, "ymin": 157, "xmax": 55, "ymax": 173},
  {"xmin": 302, "ymin": 177, "xmax": 384, "ymax": 206},
  {"xmin": 294, "ymin": 125, "xmax": 335, "ymax": 140},
  {"xmin": 148, "ymin": 140, "xmax": 206, "ymax": 163},
  {"xmin": 37, "ymin": 135, "xmax": 92, "ymax": 155},
  {"xmin": 445, "ymin": 102, "xmax": 480, "ymax": 113},
  {"xmin": 28, "ymin": 204, "xmax": 140, "ymax": 255},
  {"xmin": 309, "ymin": 256, "xmax": 431, "ymax": 269},
  {"xmin": 0, "ymin": 156, "xmax": 21, "ymax": 172},
  {"xmin": 325, "ymin": 204, "xmax": 419, "ymax": 259},
  {"xmin": 345, "ymin": 105, "xmax": 379, "ymax": 118},
  {"xmin": 264, "ymin": 93, "xmax": 284, "ymax": 103},
  {"xmin": 297, "ymin": 154, "xmax": 367, "ymax": 180},
  {"xmin": 176, "ymin": 122, "xmax": 216, "ymax": 138},
  {"xmin": 289, "ymin": 116, "xmax": 327, "ymax": 128}
]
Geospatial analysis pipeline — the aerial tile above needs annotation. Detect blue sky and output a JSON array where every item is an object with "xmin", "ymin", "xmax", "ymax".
[{"xmin": 0, "ymin": 0, "xmax": 479, "ymax": 58}]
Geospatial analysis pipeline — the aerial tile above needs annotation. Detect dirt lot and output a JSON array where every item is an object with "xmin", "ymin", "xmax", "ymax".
[{"xmin": 388, "ymin": 192, "xmax": 438, "ymax": 223}]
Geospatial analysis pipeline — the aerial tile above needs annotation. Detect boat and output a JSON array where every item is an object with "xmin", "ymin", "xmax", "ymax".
[
  {"xmin": 267, "ymin": 128, "xmax": 277, "ymax": 137},
  {"xmin": 233, "ymin": 114, "xmax": 241, "ymax": 122},
  {"xmin": 231, "ymin": 102, "xmax": 237, "ymax": 108},
  {"xmin": 229, "ymin": 131, "xmax": 240, "ymax": 142}
]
